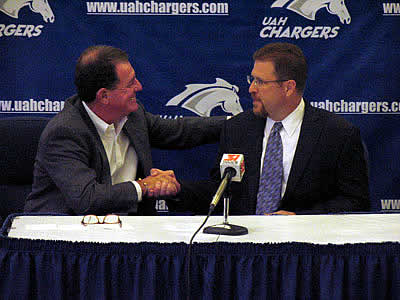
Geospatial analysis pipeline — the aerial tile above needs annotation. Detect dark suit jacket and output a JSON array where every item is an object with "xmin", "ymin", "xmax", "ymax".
[
  {"xmin": 24, "ymin": 95, "xmax": 224, "ymax": 215},
  {"xmin": 177, "ymin": 101, "xmax": 370, "ymax": 214}
]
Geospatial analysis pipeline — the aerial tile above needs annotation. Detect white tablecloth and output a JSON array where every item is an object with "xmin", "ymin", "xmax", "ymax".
[{"xmin": 6, "ymin": 214, "xmax": 400, "ymax": 244}]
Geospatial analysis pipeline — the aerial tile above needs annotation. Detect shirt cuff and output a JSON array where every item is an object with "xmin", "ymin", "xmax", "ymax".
[{"xmin": 131, "ymin": 180, "xmax": 142, "ymax": 202}]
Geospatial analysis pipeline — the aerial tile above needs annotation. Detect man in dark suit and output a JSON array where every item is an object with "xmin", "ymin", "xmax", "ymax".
[
  {"xmin": 177, "ymin": 42, "xmax": 369, "ymax": 215},
  {"xmin": 24, "ymin": 45, "xmax": 224, "ymax": 215}
]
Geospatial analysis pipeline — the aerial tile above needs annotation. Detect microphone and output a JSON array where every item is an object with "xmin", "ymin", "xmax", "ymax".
[
  {"xmin": 219, "ymin": 154, "xmax": 245, "ymax": 182},
  {"xmin": 209, "ymin": 154, "xmax": 245, "ymax": 211},
  {"xmin": 203, "ymin": 153, "xmax": 248, "ymax": 236}
]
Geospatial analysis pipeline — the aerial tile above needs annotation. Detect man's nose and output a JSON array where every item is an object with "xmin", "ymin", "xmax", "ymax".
[
  {"xmin": 249, "ymin": 81, "xmax": 256, "ymax": 94},
  {"xmin": 134, "ymin": 79, "xmax": 143, "ymax": 92}
]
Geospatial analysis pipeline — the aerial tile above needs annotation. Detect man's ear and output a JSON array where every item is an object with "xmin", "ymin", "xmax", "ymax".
[
  {"xmin": 285, "ymin": 80, "xmax": 297, "ymax": 97},
  {"xmin": 96, "ymin": 88, "xmax": 109, "ymax": 104}
]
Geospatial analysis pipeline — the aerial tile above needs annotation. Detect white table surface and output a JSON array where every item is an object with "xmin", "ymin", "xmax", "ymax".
[{"xmin": 6, "ymin": 214, "xmax": 400, "ymax": 245}]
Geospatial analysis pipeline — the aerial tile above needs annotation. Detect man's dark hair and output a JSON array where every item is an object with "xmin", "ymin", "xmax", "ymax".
[
  {"xmin": 253, "ymin": 43, "xmax": 307, "ymax": 93},
  {"xmin": 74, "ymin": 45, "xmax": 129, "ymax": 102}
]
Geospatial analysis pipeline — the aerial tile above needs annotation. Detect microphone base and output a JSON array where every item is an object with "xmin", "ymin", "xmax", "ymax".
[{"xmin": 203, "ymin": 223, "xmax": 248, "ymax": 236}]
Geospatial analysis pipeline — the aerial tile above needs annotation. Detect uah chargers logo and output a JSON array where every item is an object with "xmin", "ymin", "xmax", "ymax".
[
  {"xmin": 166, "ymin": 78, "xmax": 243, "ymax": 117},
  {"xmin": 0, "ymin": 0, "xmax": 54, "ymax": 23},
  {"xmin": 271, "ymin": 0, "xmax": 351, "ymax": 24}
]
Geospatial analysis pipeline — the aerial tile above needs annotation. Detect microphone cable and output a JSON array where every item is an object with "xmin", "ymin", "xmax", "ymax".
[
  {"xmin": 185, "ymin": 168, "xmax": 235, "ymax": 299},
  {"xmin": 186, "ymin": 206, "xmax": 214, "ymax": 300}
]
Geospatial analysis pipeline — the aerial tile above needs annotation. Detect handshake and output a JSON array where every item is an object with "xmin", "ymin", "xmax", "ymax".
[{"xmin": 136, "ymin": 168, "xmax": 181, "ymax": 199}]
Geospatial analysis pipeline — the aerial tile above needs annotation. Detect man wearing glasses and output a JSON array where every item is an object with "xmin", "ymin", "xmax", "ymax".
[
  {"xmin": 177, "ymin": 42, "xmax": 369, "ymax": 215},
  {"xmin": 24, "ymin": 45, "xmax": 225, "ymax": 216}
]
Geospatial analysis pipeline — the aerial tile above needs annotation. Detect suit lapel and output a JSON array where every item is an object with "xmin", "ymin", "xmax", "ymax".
[
  {"xmin": 76, "ymin": 100, "xmax": 110, "ymax": 175},
  {"xmin": 283, "ymin": 103, "xmax": 323, "ymax": 200},
  {"xmin": 246, "ymin": 113, "xmax": 266, "ymax": 206},
  {"xmin": 123, "ymin": 113, "xmax": 152, "ymax": 177},
  {"xmin": 77, "ymin": 100, "xmax": 101, "ymax": 140}
]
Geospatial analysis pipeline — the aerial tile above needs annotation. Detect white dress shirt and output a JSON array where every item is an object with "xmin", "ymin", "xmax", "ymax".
[
  {"xmin": 260, "ymin": 99, "xmax": 305, "ymax": 198},
  {"xmin": 83, "ymin": 102, "xmax": 143, "ymax": 201}
]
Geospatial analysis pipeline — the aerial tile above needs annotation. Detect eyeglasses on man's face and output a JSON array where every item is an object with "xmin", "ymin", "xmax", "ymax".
[
  {"xmin": 81, "ymin": 214, "xmax": 122, "ymax": 227},
  {"xmin": 247, "ymin": 75, "xmax": 288, "ymax": 87}
]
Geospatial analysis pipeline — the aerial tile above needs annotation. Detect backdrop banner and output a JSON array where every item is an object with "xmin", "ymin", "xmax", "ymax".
[{"xmin": 1, "ymin": 1, "xmax": 399, "ymax": 212}]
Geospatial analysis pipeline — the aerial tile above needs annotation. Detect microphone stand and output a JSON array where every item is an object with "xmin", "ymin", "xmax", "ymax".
[{"xmin": 203, "ymin": 182, "xmax": 248, "ymax": 236}]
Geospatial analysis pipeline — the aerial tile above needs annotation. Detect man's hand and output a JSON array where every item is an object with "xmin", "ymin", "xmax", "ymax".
[
  {"xmin": 137, "ymin": 168, "xmax": 181, "ymax": 198},
  {"xmin": 150, "ymin": 168, "xmax": 177, "ymax": 180}
]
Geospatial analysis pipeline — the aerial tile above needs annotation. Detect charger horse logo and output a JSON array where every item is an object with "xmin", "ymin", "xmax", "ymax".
[
  {"xmin": 271, "ymin": 0, "xmax": 351, "ymax": 24},
  {"xmin": 0, "ymin": 0, "xmax": 54, "ymax": 23},
  {"xmin": 166, "ymin": 78, "xmax": 243, "ymax": 117}
]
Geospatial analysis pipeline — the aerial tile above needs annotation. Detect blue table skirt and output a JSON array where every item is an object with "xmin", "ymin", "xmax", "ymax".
[{"xmin": 0, "ymin": 237, "xmax": 399, "ymax": 300}]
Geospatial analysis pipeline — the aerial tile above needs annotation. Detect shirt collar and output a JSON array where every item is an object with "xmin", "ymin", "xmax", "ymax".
[
  {"xmin": 266, "ymin": 98, "xmax": 305, "ymax": 137},
  {"xmin": 82, "ymin": 101, "xmax": 127, "ymax": 136}
]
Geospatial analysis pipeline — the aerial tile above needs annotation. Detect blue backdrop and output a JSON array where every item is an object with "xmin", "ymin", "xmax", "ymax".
[{"xmin": 1, "ymin": 0, "xmax": 399, "ymax": 211}]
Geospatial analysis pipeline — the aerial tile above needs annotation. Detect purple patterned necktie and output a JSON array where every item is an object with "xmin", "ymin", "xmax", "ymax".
[{"xmin": 256, "ymin": 122, "xmax": 283, "ymax": 214}]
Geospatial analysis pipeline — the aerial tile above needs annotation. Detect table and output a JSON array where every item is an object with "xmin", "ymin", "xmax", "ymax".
[{"xmin": 1, "ymin": 214, "xmax": 399, "ymax": 299}]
